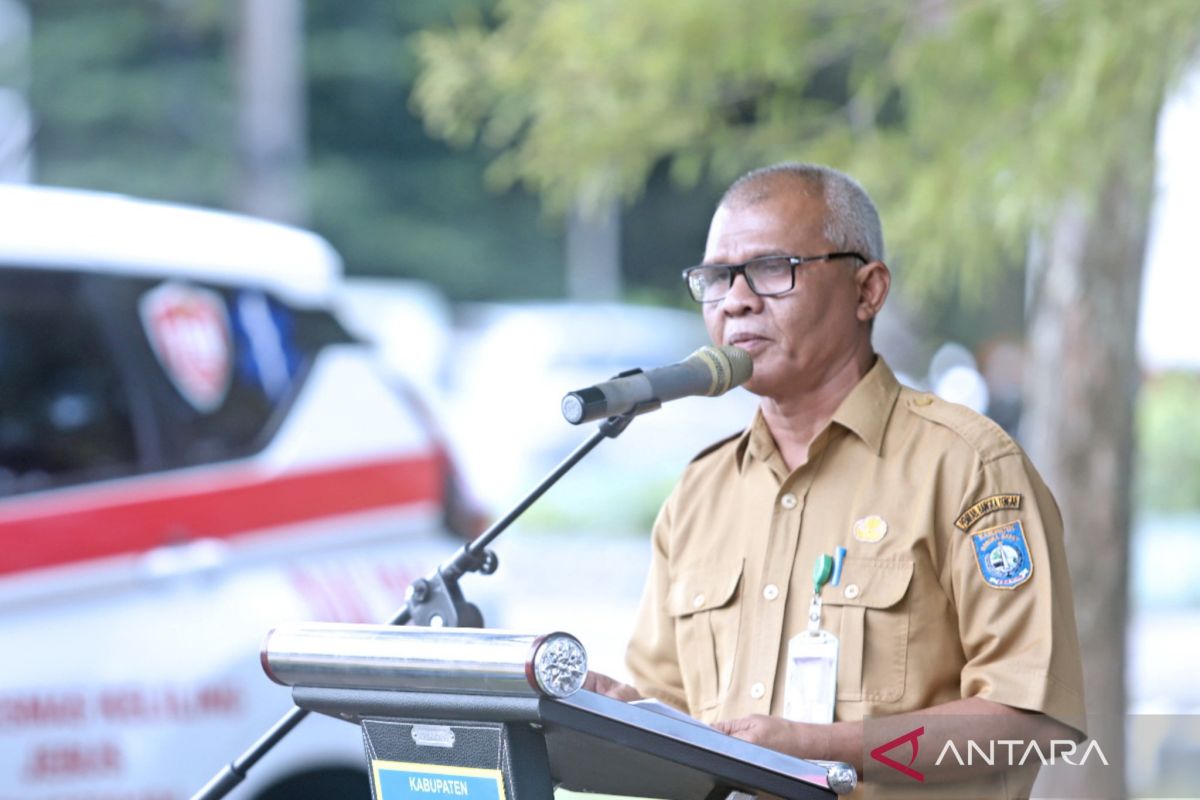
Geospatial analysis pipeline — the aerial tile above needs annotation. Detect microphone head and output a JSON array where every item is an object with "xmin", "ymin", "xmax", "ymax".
[{"xmin": 691, "ymin": 345, "xmax": 753, "ymax": 396}]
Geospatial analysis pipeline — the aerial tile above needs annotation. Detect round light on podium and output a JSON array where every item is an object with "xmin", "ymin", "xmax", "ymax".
[
  {"xmin": 818, "ymin": 760, "xmax": 858, "ymax": 795},
  {"xmin": 531, "ymin": 633, "xmax": 588, "ymax": 697}
]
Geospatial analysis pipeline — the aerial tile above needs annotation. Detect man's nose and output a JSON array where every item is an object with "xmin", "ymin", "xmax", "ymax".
[{"xmin": 721, "ymin": 270, "xmax": 763, "ymax": 314}]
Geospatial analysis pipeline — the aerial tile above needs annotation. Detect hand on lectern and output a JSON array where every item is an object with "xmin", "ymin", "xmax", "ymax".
[
  {"xmin": 715, "ymin": 715, "xmax": 797, "ymax": 749},
  {"xmin": 715, "ymin": 714, "xmax": 864, "ymax": 778},
  {"xmin": 583, "ymin": 670, "xmax": 643, "ymax": 702}
]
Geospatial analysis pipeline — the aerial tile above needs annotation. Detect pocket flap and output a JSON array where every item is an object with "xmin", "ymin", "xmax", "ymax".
[
  {"xmin": 825, "ymin": 557, "xmax": 913, "ymax": 609},
  {"xmin": 666, "ymin": 559, "xmax": 744, "ymax": 617}
]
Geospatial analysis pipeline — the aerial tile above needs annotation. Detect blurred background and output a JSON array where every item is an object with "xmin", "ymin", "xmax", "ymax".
[{"xmin": 0, "ymin": 2, "xmax": 1197, "ymax": 799}]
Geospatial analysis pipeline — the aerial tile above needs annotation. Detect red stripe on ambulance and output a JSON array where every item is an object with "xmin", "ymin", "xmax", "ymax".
[{"xmin": 0, "ymin": 454, "xmax": 443, "ymax": 576}]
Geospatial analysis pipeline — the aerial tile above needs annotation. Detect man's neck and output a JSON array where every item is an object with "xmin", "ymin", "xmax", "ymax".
[{"xmin": 759, "ymin": 348, "xmax": 875, "ymax": 472}]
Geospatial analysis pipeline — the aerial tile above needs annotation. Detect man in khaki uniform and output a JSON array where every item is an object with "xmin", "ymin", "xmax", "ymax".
[{"xmin": 588, "ymin": 163, "xmax": 1085, "ymax": 798}]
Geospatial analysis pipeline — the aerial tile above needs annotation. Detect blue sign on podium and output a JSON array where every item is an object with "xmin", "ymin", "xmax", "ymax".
[{"xmin": 372, "ymin": 760, "xmax": 507, "ymax": 800}]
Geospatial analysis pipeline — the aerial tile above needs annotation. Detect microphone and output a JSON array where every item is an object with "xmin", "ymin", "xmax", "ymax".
[{"xmin": 561, "ymin": 345, "xmax": 753, "ymax": 425}]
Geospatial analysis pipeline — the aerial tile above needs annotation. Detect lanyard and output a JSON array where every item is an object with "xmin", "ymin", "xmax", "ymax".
[{"xmin": 808, "ymin": 554, "xmax": 834, "ymax": 634}]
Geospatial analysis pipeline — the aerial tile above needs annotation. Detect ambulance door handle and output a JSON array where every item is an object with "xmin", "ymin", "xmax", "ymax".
[{"xmin": 138, "ymin": 537, "xmax": 231, "ymax": 580}]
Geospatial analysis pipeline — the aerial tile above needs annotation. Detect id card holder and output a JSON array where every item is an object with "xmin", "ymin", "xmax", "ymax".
[
  {"xmin": 783, "ymin": 594, "xmax": 839, "ymax": 724},
  {"xmin": 783, "ymin": 629, "xmax": 839, "ymax": 723}
]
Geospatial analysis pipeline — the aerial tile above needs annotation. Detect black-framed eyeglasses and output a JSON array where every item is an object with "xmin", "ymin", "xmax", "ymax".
[{"xmin": 681, "ymin": 252, "xmax": 867, "ymax": 304}]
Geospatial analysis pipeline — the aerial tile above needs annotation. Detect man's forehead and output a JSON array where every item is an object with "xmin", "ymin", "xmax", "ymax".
[
  {"xmin": 722, "ymin": 172, "xmax": 823, "ymax": 211},
  {"xmin": 704, "ymin": 181, "xmax": 829, "ymax": 259}
]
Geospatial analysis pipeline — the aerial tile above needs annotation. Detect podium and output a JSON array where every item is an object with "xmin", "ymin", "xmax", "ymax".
[{"xmin": 262, "ymin": 624, "xmax": 855, "ymax": 799}]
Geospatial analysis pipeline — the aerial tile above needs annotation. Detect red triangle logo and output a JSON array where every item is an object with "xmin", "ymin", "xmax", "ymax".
[{"xmin": 869, "ymin": 725, "xmax": 925, "ymax": 782}]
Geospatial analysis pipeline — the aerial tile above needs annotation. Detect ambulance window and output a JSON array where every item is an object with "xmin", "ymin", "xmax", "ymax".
[
  {"xmin": 0, "ymin": 271, "xmax": 139, "ymax": 495},
  {"xmin": 126, "ymin": 279, "xmax": 350, "ymax": 469}
]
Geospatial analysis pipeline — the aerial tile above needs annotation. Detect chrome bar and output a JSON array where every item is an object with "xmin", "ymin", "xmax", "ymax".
[{"xmin": 262, "ymin": 623, "xmax": 587, "ymax": 698}]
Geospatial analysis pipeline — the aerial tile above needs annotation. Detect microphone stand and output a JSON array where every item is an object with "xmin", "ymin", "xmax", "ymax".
[{"xmin": 192, "ymin": 404, "xmax": 652, "ymax": 800}]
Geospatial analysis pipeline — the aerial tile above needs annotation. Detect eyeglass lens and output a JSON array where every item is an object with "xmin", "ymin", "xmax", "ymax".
[{"xmin": 688, "ymin": 257, "xmax": 795, "ymax": 302}]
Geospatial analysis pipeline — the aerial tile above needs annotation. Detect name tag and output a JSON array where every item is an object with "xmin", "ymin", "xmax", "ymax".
[
  {"xmin": 372, "ymin": 760, "xmax": 507, "ymax": 800},
  {"xmin": 783, "ymin": 629, "xmax": 839, "ymax": 724}
]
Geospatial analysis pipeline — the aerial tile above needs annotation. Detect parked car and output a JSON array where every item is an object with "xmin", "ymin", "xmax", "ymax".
[
  {"xmin": 443, "ymin": 301, "xmax": 760, "ymax": 533},
  {"xmin": 0, "ymin": 185, "xmax": 476, "ymax": 800}
]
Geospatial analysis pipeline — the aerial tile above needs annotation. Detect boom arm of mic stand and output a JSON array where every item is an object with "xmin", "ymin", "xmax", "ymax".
[{"xmin": 190, "ymin": 407, "xmax": 647, "ymax": 800}]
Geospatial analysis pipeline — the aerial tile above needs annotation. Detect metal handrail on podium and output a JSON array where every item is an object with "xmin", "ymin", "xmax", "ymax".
[{"xmin": 261, "ymin": 623, "xmax": 857, "ymax": 800}]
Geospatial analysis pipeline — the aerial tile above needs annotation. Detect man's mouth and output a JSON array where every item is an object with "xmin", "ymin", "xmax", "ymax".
[{"xmin": 726, "ymin": 333, "xmax": 768, "ymax": 352}]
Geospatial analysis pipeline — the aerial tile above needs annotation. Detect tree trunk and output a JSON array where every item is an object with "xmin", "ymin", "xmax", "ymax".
[
  {"xmin": 233, "ymin": 0, "xmax": 306, "ymax": 224},
  {"xmin": 1022, "ymin": 161, "xmax": 1154, "ymax": 797},
  {"xmin": 566, "ymin": 194, "xmax": 622, "ymax": 301},
  {"xmin": 0, "ymin": 0, "xmax": 34, "ymax": 182}
]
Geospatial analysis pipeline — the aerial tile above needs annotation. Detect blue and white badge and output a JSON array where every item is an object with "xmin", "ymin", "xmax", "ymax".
[{"xmin": 971, "ymin": 520, "xmax": 1033, "ymax": 589}]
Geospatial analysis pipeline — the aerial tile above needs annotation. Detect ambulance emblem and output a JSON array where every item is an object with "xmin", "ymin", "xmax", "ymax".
[{"xmin": 139, "ymin": 282, "xmax": 233, "ymax": 413}]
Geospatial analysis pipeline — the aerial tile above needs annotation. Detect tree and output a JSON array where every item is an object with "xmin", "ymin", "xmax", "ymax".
[
  {"xmin": 233, "ymin": 0, "xmax": 306, "ymax": 224},
  {"xmin": 26, "ymin": 0, "xmax": 567, "ymax": 301},
  {"xmin": 305, "ymin": 1, "xmax": 569, "ymax": 299},
  {"xmin": 28, "ymin": 0, "xmax": 235, "ymax": 205},
  {"xmin": 413, "ymin": 2, "xmax": 1200, "ymax": 795}
]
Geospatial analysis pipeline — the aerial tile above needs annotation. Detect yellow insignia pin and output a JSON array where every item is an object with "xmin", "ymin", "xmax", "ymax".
[
  {"xmin": 853, "ymin": 515, "xmax": 888, "ymax": 543},
  {"xmin": 955, "ymin": 494, "xmax": 1023, "ymax": 532}
]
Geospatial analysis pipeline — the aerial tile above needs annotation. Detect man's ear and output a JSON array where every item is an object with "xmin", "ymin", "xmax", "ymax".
[{"xmin": 856, "ymin": 261, "xmax": 890, "ymax": 322}]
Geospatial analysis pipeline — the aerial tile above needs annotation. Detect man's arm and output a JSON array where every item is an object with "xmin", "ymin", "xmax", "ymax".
[
  {"xmin": 584, "ymin": 676, "xmax": 1077, "ymax": 784},
  {"xmin": 624, "ymin": 494, "xmax": 693, "ymax": 711}
]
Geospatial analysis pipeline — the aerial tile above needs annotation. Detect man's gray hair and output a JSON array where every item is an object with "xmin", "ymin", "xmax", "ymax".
[{"xmin": 720, "ymin": 163, "xmax": 885, "ymax": 263}]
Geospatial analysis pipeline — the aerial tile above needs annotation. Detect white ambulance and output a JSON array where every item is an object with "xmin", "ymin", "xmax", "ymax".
[{"xmin": 0, "ymin": 185, "xmax": 478, "ymax": 800}]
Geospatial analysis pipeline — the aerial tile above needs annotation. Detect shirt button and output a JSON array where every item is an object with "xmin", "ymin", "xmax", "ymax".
[
  {"xmin": 750, "ymin": 682, "xmax": 765, "ymax": 699},
  {"xmin": 844, "ymin": 584, "xmax": 861, "ymax": 600},
  {"xmin": 692, "ymin": 593, "xmax": 705, "ymax": 608},
  {"xmin": 763, "ymin": 584, "xmax": 780, "ymax": 601},
  {"xmin": 780, "ymin": 493, "xmax": 798, "ymax": 510},
  {"xmin": 913, "ymin": 395, "xmax": 933, "ymax": 407}
]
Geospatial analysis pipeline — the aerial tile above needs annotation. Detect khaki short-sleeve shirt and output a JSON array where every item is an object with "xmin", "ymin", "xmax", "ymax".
[{"xmin": 625, "ymin": 357, "xmax": 1085, "ymax": 798}]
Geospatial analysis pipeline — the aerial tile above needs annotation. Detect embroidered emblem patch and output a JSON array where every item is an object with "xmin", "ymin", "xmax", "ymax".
[
  {"xmin": 971, "ymin": 520, "xmax": 1033, "ymax": 589},
  {"xmin": 139, "ymin": 281, "xmax": 233, "ymax": 413},
  {"xmin": 853, "ymin": 515, "xmax": 888, "ymax": 544},
  {"xmin": 955, "ymin": 494, "xmax": 1022, "ymax": 531}
]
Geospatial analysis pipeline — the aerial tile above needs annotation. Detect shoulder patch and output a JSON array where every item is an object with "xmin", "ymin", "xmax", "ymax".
[
  {"xmin": 690, "ymin": 430, "xmax": 743, "ymax": 464},
  {"xmin": 955, "ymin": 494, "xmax": 1023, "ymax": 531},
  {"xmin": 971, "ymin": 520, "xmax": 1033, "ymax": 589},
  {"xmin": 903, "ymin": 390, "xmax": 1021, "ymax": 462}
]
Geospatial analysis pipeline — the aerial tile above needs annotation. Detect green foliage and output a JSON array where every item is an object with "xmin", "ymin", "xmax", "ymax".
[
  {"xmin": 28, "ymin": 1, "xmax": 1200, "ymax": 306},
  {"xmin": 413, "ymin": 0, "xmax": 1200, "ymax": 301},
  {"xmin": 301, "ymin": 2, "xmax": 566, "ymax": 299},
  {"xmin": 27, "ymin": 0, "xmax": 566, "ymax": 301},
  {"xmin": 29, "ymin": 0, "xmax": 235, "ymax": 206},
  {"xmin": 1136, "ymin": 372, "xmax": 1200, "ymax": 513},
  {"xmin": 863, "ymin": 1, "xmax": 1197, "ymax": 300},
  {"xmin": 414, "ymin": 0, "xmax": 884, "ymax": 210}
]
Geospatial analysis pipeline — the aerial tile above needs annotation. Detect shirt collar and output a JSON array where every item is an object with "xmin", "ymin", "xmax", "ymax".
[
  {"xmin": 735, "ymin": 408, "xmax": 773, "ymax": 473},
  {"xmin": 735, "ymin": 356, "xmax": 901, "ymax": 471},
  {"xmin": 830, "ymin": 356, "xmax": 901, "ymax": 455}
]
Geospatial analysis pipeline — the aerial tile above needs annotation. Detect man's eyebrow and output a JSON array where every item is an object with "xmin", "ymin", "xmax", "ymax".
[{"xmin": 700, "ymin": 249, "xmax": 792, "ymax": 266}]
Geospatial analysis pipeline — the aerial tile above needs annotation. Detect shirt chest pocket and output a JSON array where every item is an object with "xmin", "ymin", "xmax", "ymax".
[
  {"xmin": 821, "ymin": 557, "xmax": 913, "ymax": 703},
  {"xmin": 666, "ymin": 558, "xmax": 744, "ymax": 713}
]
